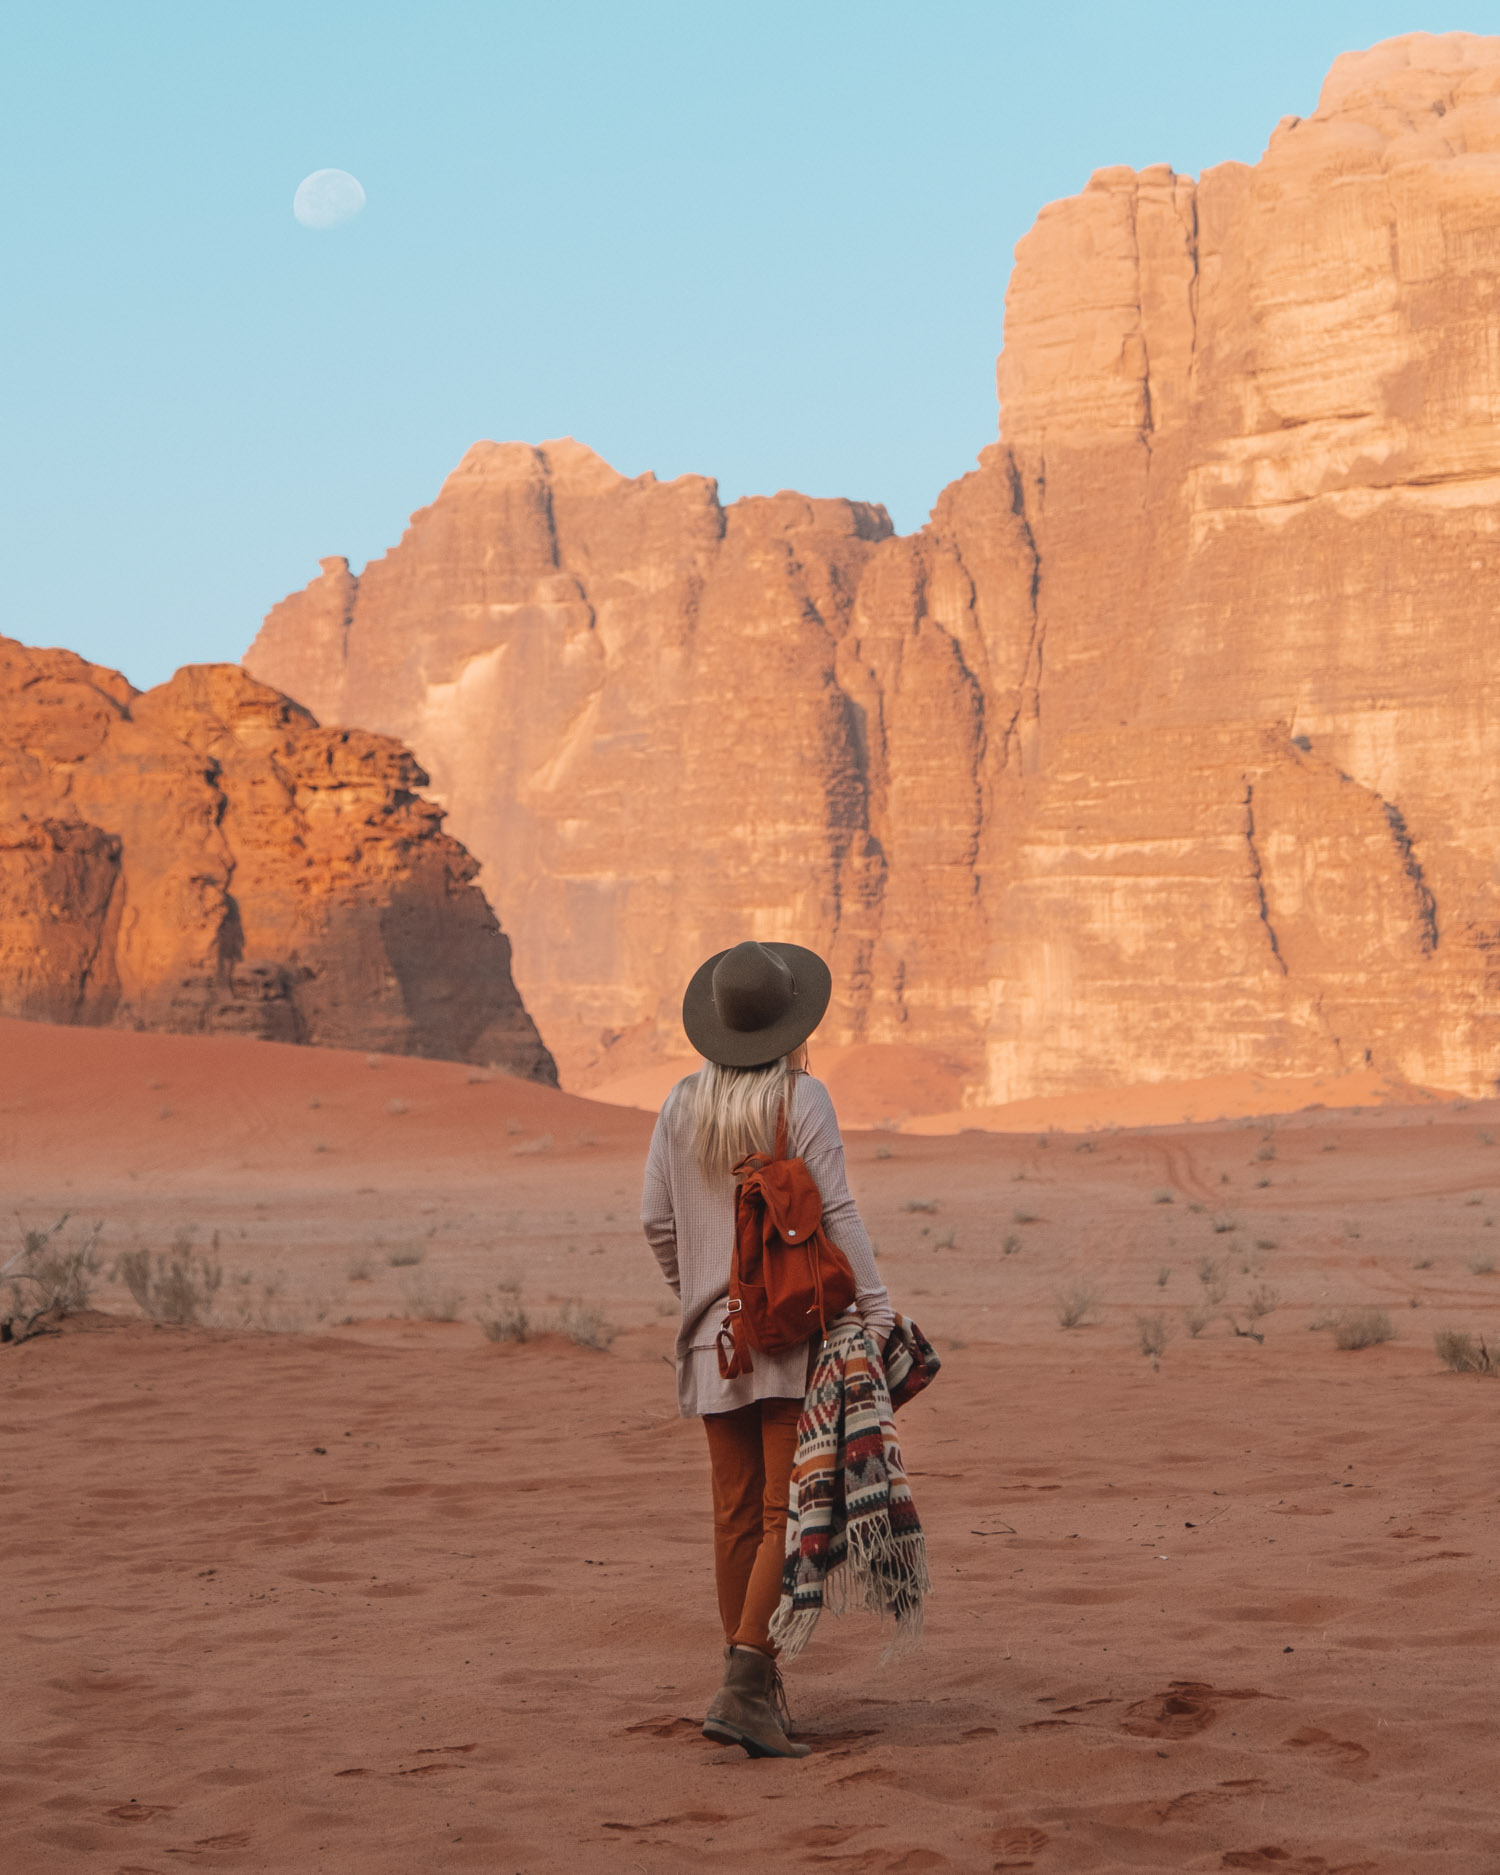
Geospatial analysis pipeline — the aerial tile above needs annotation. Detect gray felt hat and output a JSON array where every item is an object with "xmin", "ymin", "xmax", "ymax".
[{"xmin": 681, "ymin": 940, "xmax": 832, "ymax": 1068}]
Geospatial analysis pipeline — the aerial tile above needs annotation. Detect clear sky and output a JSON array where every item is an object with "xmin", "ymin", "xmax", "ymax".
[{"xmin": 3, "ymin": 3, "xmax": 1478, "ymax": 688}]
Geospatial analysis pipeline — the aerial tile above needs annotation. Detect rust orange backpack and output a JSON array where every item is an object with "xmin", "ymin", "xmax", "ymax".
[{"xmin": 716, "ymin": 1095, "xmax": 857, "ymax": 1379}]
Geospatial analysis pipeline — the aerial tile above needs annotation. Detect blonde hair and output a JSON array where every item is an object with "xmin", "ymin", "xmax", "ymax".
[{"xmin": 690, "ymin": 1045, "xmax": 808, "ymax": 1178}]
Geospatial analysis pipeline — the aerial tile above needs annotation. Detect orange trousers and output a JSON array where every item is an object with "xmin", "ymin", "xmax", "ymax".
[{"xmin": 703, "ymin": 1397, "xmax": 802, "ymax": 1655}]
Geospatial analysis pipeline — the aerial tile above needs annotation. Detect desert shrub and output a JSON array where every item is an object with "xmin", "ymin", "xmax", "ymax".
[
  {"xmin": 1467, "ymin": 1254, "xmax": 1496, "ymax": 1275},
  {"xmin": 511, "ymin": 1134, "xmax": 554, "ymax": 1156},
  {"xmin": 1054, "ymin": 1284, "xmax": 1097, "ymax": 1330},
  {"xmin": 1155, "ymin": 1265, "xmax": 1172, "ymax": 1288},
  {"xmin": 1255, "ymin": 1143, "xmax": 1277, "ymax": 1163},
  {"xmin": 479, "ymin": 1296, "xmax": 530, "ymax": 1343},
  {"xmin": 1341, "ymin": 1219, "xmax": 1362, "ymax": 1240},
  {"xmin": 2, "ymin": 1216, "xmax": 103, "ymax": 1339},
  {"xmin": 386, "ymin": 1244, "xmax": 425, "ymax": 1268},
  {"xmin": 1196, "ymin": 1257, "xmax": 1229, "ymax": 1305},
  {"xmin": 1186, "ymin": 1202, "xmax": 1205, "ymax": 1215},
  {"xmin": 1001, "ymin": 1234, "xmax": 1021, "ymax": 1256},
  {"xmin": 118, "ymin": 1232, "xmax": 222, "ymax": 1325},
  {"xmin": 874, "ymin": 1146, "xmax": 894, "ymax": 1161},
  {"xmin": 934, "ymin": 1229, "xmax": 957, "ymax": 1249},
  {"xmin": 1245, "ymin": 1283, "xmax": 1280, "ymax": 1321},
  {"xmin": 1210, "ymin": 1214, "xmax": 1239, "ymax": 1235},
  {"xmin": 1480, "ymin": 1130, "xmax": 1496, "ymax": 1148},
  {"xmin": 902, "ymin": 1198, "xmax": 938, "ymax": 1214},
  {"xmin": 401, "ymin": 1274, "xmax": 465, "ymax": 1321},
  {"xmin": 346, "ymin": 1253, "xmax": 374, "ymax": 1283},
  {"xmin": 1183, "ymin": 1302, "xmax": 1214, "ymax": 1338},
  {"xmin": 1152, "ymin": 1190, "xmax": 1174, "ymax": 1205},
  {"xmin": 554, "ymin": 1299, "xmax": 617, "ymax": 1350},
  {"xmin": 1013, "ymin": 1208, "xmax": 1039, "ymax": 1226},
  {"xmin": 1136, "ymin": 1313, "xmax": 1169, "ymax": 1368},
  {"xmin": 1434, "ymin": 1328, "xmax": 1499, "ymax": 1374},
  {"xmin": 1255, "ymin": 1237, "xmax": 1278, "ymax": 1252},
  {"xmin": 1414, "ymin": 1256, "xmax": 1435, "ymax": 1270},
  {"xmin": 1332, "ymin": 1307, "xmax": 1395, "ymax": 1351}
]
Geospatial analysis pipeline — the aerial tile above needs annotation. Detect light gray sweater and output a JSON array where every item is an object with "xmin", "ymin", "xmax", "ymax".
[{"xmin": 641, "ymin": 1070, "xmax": 895, "ymax": 1417}]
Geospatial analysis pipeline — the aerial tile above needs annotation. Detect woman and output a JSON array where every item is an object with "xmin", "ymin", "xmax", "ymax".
[{"xmin": 641, "ymin": 939, "xmax": 894, "ymax": 1759}]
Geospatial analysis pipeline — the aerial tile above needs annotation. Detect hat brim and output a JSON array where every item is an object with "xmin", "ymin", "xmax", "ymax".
[{"xmin": 681, "ymin": 943, "xmax": 832, "ymax": 1068}]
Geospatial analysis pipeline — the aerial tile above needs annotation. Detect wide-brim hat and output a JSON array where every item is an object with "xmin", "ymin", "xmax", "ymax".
[{"xmin": 682, "ymin": 940, "xmax": 832, "ymax": 1069}]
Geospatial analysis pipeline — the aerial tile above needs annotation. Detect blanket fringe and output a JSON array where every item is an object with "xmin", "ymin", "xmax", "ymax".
[{"xmin": 770, "ymin": 1530, "xmax": 931, "ymax": 1660}]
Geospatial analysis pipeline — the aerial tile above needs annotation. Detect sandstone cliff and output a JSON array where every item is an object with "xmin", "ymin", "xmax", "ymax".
[
  {"xmin": 246, "ymin": 32, "xmax": 1500, "ymax": 1103},
  {"xmin": 0, "ymin": 637, "xmax": 556, "ymax": 1081}
]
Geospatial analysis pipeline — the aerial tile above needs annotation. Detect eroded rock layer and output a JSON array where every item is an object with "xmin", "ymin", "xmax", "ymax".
[
  {"xmin": 246, "ymin": 33, "xmax": 1500, "ymax": 1101},
  {"xmin": 0, "ymin": 638, "xmax": 556, "ymax": 1081}
]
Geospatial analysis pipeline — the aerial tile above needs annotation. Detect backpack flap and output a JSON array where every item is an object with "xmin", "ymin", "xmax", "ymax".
[{"xmin": 752, "ymin": 1156, "xmax": 823, "ymax": 1246}]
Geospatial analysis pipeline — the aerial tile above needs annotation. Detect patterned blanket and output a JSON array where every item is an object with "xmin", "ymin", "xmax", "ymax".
[{"xmin": 768, "ymin": 1314, "xmax": 935, "ymax": 1661}]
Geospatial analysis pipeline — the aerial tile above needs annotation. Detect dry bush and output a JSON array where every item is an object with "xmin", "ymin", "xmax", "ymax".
[
  {"xmin": 1414, "ymin": 1255, "xmax": 1435, "ymax": 1270},
  {"xmin": 118, "ymin": 1232, "xmax": 222, "ymax": 1325},
  {"xmin": 554, "ymin": 1299, "xmax": 617, "ymax": 1350},
  {"xmin": 1467, "ymin": 1253, "xmax": 1496, "ymax": 1275},
  {"xmin": 1183, "ymin": 1302, "xmax": 1215, "ymax": 1338},
  {"xmin": 1196, "ymin": 1257, "xmax": 1229, "ymax": 1305},
  {"xmin": 1152, "ymin": 1190, "xmax": 1174, "ymax": 1205},
  {"xmin": 479, "ymin": 1297, "xmax": 530, "ymax": 1343},
  {"xmin": 1155, "ymin": 1265, "xmax": 1172, "ymax": 1288},
  {"xmin": 1434, "ymin": 1328, "xmax": 1499, "ymax": 1374},
  {"xmin": 902, "ymin": 1198, "xmax": 938, "ymax": 1214},
  {"xmin": 511, "ymin": 1134, "xmax": 554, "ymax": 1157},
  {"xmin": 1136, "ymin": 1313, "xmax": 1169, "ymax": 1369},
  {"xmin": 934, "ymin": 1228, "xmax": 957, "ymax": 1249},
  {"xmin": 1054, "ymin": 1284, "xmax": 1097, "ymax": 1330},
  {"xmin": 874, "ymin": 1146, "xmax": 894, "ymax": 1161},
  {"xmin": 1255, "ymin": 1143, "xmax": 1277, "ymax": 1163},
  {"xmin": 346, "ymin": 1253, "xmax": 374, "ymax": 1283},
  {"xmin": 2, "ymin": 1216, "xmax": 103, "ymax": 1340},
  {"xmin": 1255, "ymin": 1237, "xmax": 1278, "ymax": 1252},
  {"xmin": 1210, "ymin": 1214, "xmax": 1239, "ymax": 1236},
  {"xmin": 1245, "ymin": 1283, "xmax": 1280, "ymax": 1321},
  {"xmin": 401, "ymin": 1274, "xmax": 465, "ymax": 1321},
  {"xmin": 1013, "ymin": 1208, "xmax": 1039, "ymax": 1226},
  {"xmin": 386, "ymin": 1244, "xmax": 425, "ymax": 1268},
  {"xmin": 1332, "ymin": 1307, "xmax": 1396, "ymax": 1351},
  {"xmin": 1001, "ymin": 1234, "xmax": 1021, "ymax": 1256}
]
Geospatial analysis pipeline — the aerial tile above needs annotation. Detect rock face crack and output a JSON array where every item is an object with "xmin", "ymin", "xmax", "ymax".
[
  {"xmin": 1000, "ymin": 450, "xmax": 1045, "ymax": 771},
  {"xmin": 1380, "ymin": 800, "xmax": 1439, "ymax": 953},
  {"xmin": 1243, "ymin": 782, "xmax": 1288, "ymax": 976}
]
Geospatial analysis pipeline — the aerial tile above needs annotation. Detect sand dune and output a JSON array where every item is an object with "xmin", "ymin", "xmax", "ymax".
[{"xmin": 5, "ymin": 1019, "xmax": 1500, "ymax": 1869}]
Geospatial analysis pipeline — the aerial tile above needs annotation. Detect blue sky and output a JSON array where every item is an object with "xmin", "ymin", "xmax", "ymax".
[{"xmin": 2, "ymin": 3, "xmax": 1479, "ymax": 688}]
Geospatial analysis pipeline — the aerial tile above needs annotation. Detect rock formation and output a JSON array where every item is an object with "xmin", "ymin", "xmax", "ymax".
[
  {"xmin": 246, "ymin": 33, "xmax": 1500, "ymax": 1103},
  {"xmin": 0, "ymin": 637, "xmax": 556, "ymax": 1081}
]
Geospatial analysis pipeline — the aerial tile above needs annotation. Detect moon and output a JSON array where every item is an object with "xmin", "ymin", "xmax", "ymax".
[{"xmin": 293, "ymin": 169, "xmax": 366, "ymax": 230}]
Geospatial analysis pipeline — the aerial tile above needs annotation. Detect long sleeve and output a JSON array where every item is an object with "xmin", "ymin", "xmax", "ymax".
[
  {"xmin": 795, "ymin": 1078, "xmax": 896, "ymax": 1343},
  {"xmin": 641, "ymin": 1104, "xmax": 680, "ymax": 1295}
]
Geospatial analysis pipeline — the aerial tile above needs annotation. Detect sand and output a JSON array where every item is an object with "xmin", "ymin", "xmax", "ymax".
[{"xmin": 5, "ymin": 1016, "xmax": 1500, "ymax": 1871}]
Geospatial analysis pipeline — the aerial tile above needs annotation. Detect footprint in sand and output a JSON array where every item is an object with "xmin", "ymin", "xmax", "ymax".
[
  {"xmin": 1283, "ymin": 1727, "xmax": 1371, "ymax": 1772},
  {"xmin": 1221, "ymin": 1851, "xmax": 1379, "ymax": 1873},
  {"xmin": 623, "ymin": 1714, "xmax": 704, "ymax": 1739},
  {"xmin": 994, "ymin": 1825, "xmax": 1050, "ymax": 1857},
  {"xmin": 1121, "ymin": 1680, "xmax": 1267, "ymax": 1739}
]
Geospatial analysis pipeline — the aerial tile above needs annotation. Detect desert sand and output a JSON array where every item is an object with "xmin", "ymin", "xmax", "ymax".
[{"xmin": 5, "ymin": 1014, "xmax": 1500, "ymax": 1871}]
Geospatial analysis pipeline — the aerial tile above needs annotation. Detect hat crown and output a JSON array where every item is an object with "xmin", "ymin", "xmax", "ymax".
[{"xmin": 711, "ymin": 941, "xmax": 794, "ymax": 1034}]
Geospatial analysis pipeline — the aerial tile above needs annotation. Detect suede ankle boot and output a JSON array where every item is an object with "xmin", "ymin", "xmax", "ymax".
[{"xmin": 702, "ymin": 1645, "xmax": 810, "ymax": 1758}]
